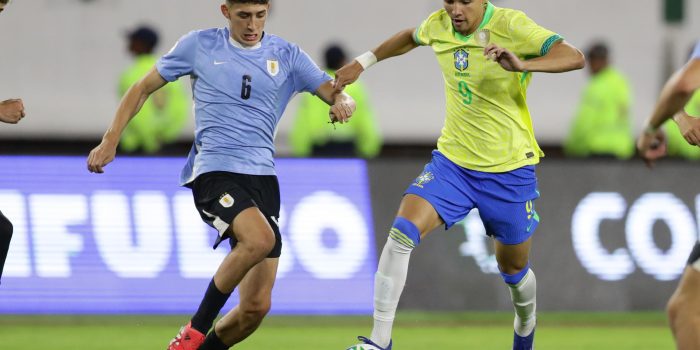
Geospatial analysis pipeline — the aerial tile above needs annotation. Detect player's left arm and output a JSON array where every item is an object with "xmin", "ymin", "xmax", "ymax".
[
  {"xmin": 672, "ymin": 111, "xmax": 700, "ymax": 146},
  {"xmin": 637, "ymin": 59, "xmax": 700, "ymax": 166},
  {"xmin": 485, "ymin": 40, "xmax": 585, "ymax": 73},
  {"xmin": 314, "ymin": 80, "xmax": 356, "ymax": 124},
  {"xmin": 643, "ymin": 59, "xmax": 700, "ymax": 133}
]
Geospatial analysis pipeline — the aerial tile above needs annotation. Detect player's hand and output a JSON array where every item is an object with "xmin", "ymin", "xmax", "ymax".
[
  {"xmin": 674, "ymin": 111, "xmax": 700, "ymax": 146},
  {"xmin": 329, "ymin": 93, "xmax": 356, "ymax": 124},
  {"xmin": 87, "ymin": 139, "xmax": 118, "ymax": 174},
  {"xmin": 0, "ymin": 98, "xmax": 25, "ymax": 124},
  {"xmin": 636, "ymin": 129, "xmax": 667, "ymax": 168},
  {"xmin": 333, "ymin": 60, "xmax": 363, "ymax": 93},
  {"xmin": 484, "ymin": 44, "xmax": 525, "ymax": 72}
]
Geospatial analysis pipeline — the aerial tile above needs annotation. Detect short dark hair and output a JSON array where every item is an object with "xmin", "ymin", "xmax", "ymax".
[
  {"xmin": 324, "ymin": 45, "xmax": 347, "ymax": 70},
  {"xmin": 226, "ymin": 0, "xmax": 269, "ymax": 5},
  {"xmin": 0, "ymin": 0, "xmax": 9, "ymax": 5},
  {"xmin": 587, "ymin": 42, "xmax": 609, "ymax": 60}
]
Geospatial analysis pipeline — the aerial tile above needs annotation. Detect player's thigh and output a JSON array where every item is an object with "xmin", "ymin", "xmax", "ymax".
[
  {"xmin": 479, "ymin": 197, "xmax": 538, "ymax": 274},
  {"xmin": 237, "ymin": 258, "xmax": 279, "ymax": 312},
  {"xmin": 396, "ymin": 194, "xmax": 444, "ymax": 238},
  {"xmin": 190, "ymin": 172, "xmax": 281, "ymax": 256},
  {"xmin": 670, "ymin": 246, "xmax": 700, "ymax": 315},
  {"xmin": 494, "ymin": 237, "xmax": 532, "ymax": 274},
  {"xmin": 231, "ymin": 207, "xmax": 276, "ymax": 247},
  {"xmin": 190, "ymin": 172, "xmax": 260, "ymax": 244},
  {"xmin": 402, "ymin": 151, "xmax": 476, "ymax": 236}
]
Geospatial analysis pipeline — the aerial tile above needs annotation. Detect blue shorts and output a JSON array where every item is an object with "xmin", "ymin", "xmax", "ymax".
[{"xmin": 405, "ymin": 151, "xmax": 540, "ymax": 245}]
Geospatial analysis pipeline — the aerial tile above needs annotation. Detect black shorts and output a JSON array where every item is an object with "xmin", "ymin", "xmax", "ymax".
[
  {"xmin": 187, "ymin": 171, "xmax": 282, "ymax": 258},
  {"xmin": 688, "ymin": 241, "xmax": 700, "ymax": 267}
]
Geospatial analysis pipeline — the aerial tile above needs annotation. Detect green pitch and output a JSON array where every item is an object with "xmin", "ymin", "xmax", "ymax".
[{"xmin": 1, "ymin": 312, "xmax": 674, "ymax": 350}]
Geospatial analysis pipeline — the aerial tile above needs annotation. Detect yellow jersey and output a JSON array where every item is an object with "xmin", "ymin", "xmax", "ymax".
[{"xmin": 414, "ymin": 3, "xmax": 562, "ymax": 172}]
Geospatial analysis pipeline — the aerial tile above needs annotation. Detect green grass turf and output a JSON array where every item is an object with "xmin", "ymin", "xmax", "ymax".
[{"xmin": 0, "ymin": 312, "xmax": 675, "ymax": 349}]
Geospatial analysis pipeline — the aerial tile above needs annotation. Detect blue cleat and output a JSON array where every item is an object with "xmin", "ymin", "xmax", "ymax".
[
  {"xmin": 512, "ymin": 328, "xmax": 535, "ymax": 350},
  {"xmin": 346, "ymin": 336, "xmax": 392, "ymax": 350}
]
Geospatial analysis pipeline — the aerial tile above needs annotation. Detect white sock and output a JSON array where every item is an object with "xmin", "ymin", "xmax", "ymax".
[
  {"xmin": 508, "ymin": 269, "xmax": 537, "ymax": 337},
  {"xmin": 370, "ymin": 237, "xmax": 413, "ymax": 348}
]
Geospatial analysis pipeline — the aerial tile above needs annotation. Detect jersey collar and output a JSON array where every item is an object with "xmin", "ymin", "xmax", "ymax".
[
  {"xmin": 453, "ymin": 2, "xmax": 495, "ymax": 42},
  {"xmin": 227, "ymin": 28, "xmax": 265, "ymax": 50}
]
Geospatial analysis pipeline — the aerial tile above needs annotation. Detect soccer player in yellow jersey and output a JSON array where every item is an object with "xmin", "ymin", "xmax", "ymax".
[{"xmin": 335, "ymin": 1, "xmax": 584, "ymax": 349}]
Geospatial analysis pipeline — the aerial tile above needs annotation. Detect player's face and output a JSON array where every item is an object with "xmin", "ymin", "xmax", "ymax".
[
  {"xmin": 221, "ymin": 2, "xmax": 269, "ymax": 47},
  {"xmin": 444, "ymin": 0, "xmax": 487, "ymax": 35},
  {"xmin": 0, "ymin": 4, "xmax": 5, "ymax": 14}
]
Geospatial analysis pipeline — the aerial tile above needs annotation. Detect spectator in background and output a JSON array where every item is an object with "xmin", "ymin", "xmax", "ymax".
[
  {"xmin": 290, "ymin": 44, "xmax": 381, "ymax": 158},
  {"xmin": 119, "ymin": 25, "xmax": 189, "ymax": 154},
  {"xmin": 663, "ymin": 44, "xmax": 700, "ymax": 160},
  {"xmin": 564, "ymin": 42, "xmax": 634, "ymax": 159}
]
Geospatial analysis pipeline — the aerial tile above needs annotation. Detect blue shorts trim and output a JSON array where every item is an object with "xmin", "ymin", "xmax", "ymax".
[{"xmin": 405, "ymin": 151, "xmax": 540, "ymax": 245}]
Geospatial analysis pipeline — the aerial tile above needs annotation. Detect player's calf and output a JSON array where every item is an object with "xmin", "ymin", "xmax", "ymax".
[
  {"xmin": 350, "ymin": 217, "xmax": 420, "ymax": 350},
  {"xmin": 500, "ymin": 264, "xmax": 537, "ymax": 349}
]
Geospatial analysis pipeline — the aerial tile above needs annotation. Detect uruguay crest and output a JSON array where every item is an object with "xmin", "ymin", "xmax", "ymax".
[
  {"xmin": 267, "ymin": 59, "xmax": 279, "ymax": 76},
  {"xmin": 454, "ymin": 49, "xmax": 469, "ymax": 71}
]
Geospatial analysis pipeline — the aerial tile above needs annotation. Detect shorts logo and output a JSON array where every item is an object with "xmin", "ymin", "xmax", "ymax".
[
  {"xmin": 454, "ymin": 49, "xmax": 469, "ymax": 71},
  {"xmin": 413, "ymin": 171, "xmax": 434, "ymax": 188},
  {"xmin": 219, "ymin": 193, "xmax": 235, "ymax": 208},
  {"xmin": 267, "ymin": 59, "xmax": 279, "ymax": 76}
]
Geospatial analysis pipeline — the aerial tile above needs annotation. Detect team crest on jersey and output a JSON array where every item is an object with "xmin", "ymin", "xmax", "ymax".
[
  {"xmin": 454, "ymin": 49, "xmax": 469, "ymax": 71},
  {"xmin": 267, "ymin": 59, "xmax": 279, "ymax": 76},
  {"xmin": 413, "ymin": 171, "xmax": 435, "ymax": 188},
  {"xmin": 219, "ymin": 193, "xmax": 235, "ymax": 208}
]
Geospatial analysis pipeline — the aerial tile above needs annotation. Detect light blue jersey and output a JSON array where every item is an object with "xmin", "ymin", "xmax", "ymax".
[
  {"xmin": 156, "ymin": 28, "xmax": 331, "ymax": 184},
  {"xmin": 693, "ymin": 41, "xmax": 700, "ymax": 59}
]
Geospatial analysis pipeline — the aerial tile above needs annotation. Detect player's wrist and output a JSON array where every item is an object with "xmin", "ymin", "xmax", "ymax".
[
  {"xmin": 355, "ymin": 51, "xmax": 377, "ymax": 70},
  {"xmin": 643, "ymin": 123, "xmax": 659, "ymax": 135}
]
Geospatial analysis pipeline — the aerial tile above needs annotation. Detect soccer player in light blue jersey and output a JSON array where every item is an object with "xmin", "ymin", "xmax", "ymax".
[
  {"xmin": 638, "ymin": 41, "xmax": 700, "ymax": 350},
  {"xmin": 87, "ymin": 1, "xmax": 356, "ymax": 349}
]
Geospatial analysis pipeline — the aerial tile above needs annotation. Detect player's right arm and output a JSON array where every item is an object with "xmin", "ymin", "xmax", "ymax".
[
  {"xmin": 87, "ymin": 68, "xmax": 167, "ymax": 173},
  {"xmin": 333, "ymin": 28, "xmax": 418, "ymax": 91}
]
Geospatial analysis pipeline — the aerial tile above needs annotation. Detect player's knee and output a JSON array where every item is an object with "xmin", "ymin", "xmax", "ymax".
[
  {"xmin": 666, "ymin": 294, "xmax": 683, "ymax": 328},
  {"xmin": 500, "ymin": 262, "xmax": 530, "ymax": 285},
  {"xmin": 240, "ymin": 297, "xmax": 271, "ymax": 323},
  {"xmin": 388, "ymin": 217, "xmax": 420, "ymax": 249},
  {"xmin": 238, "ymin": 230, "xmax": 275, "ymax": 260}
]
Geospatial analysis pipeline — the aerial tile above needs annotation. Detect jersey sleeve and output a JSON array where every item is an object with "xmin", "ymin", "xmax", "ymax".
[
  {"xmin": 291, "ymin": 46, "xmax": 332, "ymax": 94},
  {"xmin": 508, "ymin": 11, "xmax": 563, "ymax": 57},
  {"xmin": 413, "ymin": 16, "xmax": 432, "ymax": 46},
  {"xmin": 413, "ymin": 11, "xmax": 441, "ymax": 46},
  {"xmin": 691, "ymin": 41, "xmax": 700, "ymax": 60},
  {"xmin": 156, "ymin": 31, "xmax": 198, "ymax": 82}
]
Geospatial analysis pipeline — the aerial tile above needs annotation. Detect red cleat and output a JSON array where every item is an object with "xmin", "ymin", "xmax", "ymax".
[{"xmin": 167, "ymin": 322, "xmax": 206, "ymax": 350}]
